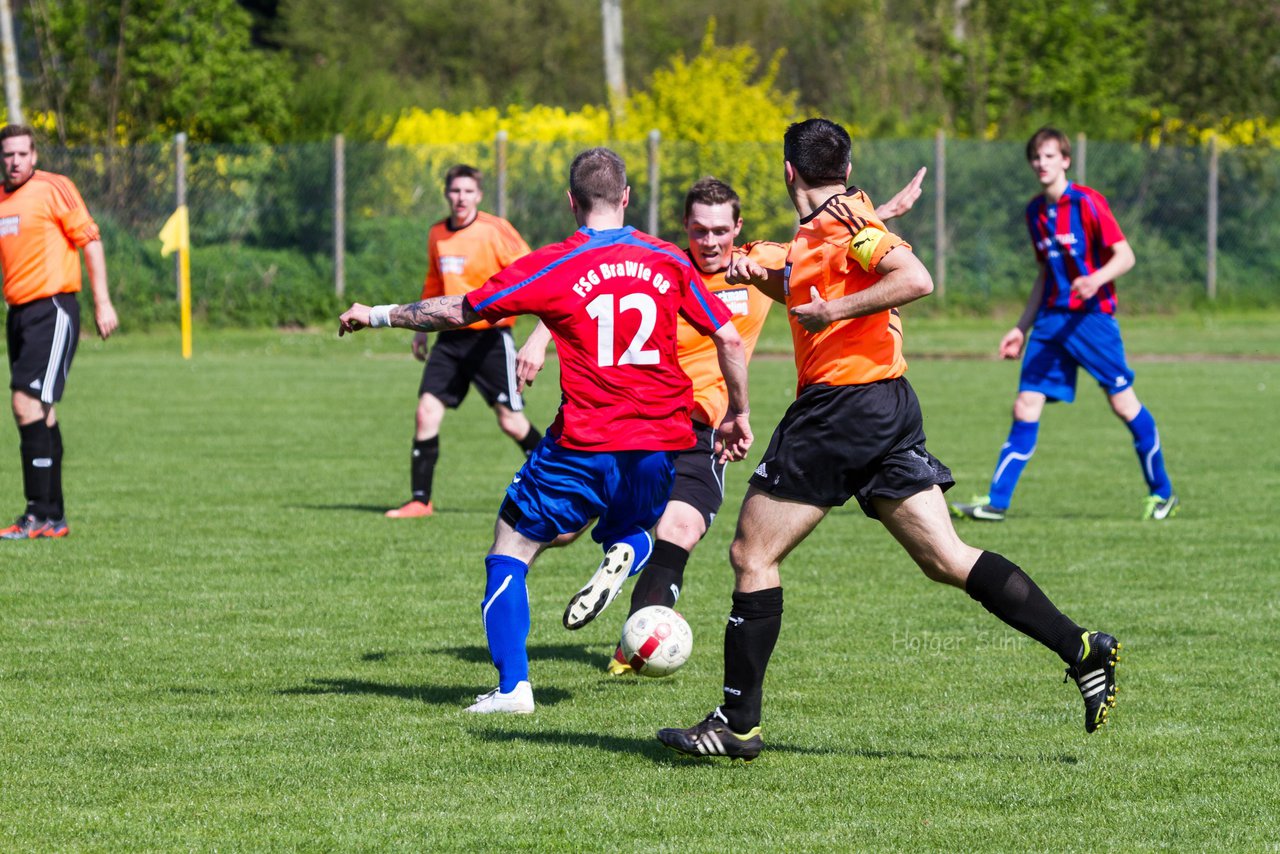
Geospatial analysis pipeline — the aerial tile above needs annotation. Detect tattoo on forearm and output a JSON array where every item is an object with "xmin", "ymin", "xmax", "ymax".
[{"xmin": 390, "ymin": 297, "xmax": 479, "ymax": 331}]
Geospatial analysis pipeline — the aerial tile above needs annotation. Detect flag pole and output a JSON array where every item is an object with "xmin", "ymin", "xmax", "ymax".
[{"xmin": 179, "ymin": 242, "xmax": 191, "ymax": 359}]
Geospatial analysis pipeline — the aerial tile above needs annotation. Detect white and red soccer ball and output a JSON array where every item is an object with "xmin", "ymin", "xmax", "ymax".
[{"xmin": 619, "ymin": 605, "xmax": 693, "ymax": 677}]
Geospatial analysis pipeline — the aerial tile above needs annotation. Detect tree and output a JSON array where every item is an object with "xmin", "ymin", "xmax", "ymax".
[
  {"xmin": 22, "ymin": 0, "xmax": 293, "ymax": 144},
  {"xmin": 933, "ymin": 0, "xmax": 1148, "ymax": 139},
  {"xmin": 1138, "ymin": 0, "xmax": 1280, "ymax": 141}
]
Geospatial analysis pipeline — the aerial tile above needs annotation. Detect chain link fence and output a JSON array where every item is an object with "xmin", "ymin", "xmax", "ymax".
[{"xmin": 32, "ymin": 135, "xmax": 1279, "ymax": 329}]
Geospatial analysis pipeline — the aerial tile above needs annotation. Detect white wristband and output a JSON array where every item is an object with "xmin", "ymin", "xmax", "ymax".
[{"xmin": 368, "ymin": 305, "xmax": 395, "ymax": 328}]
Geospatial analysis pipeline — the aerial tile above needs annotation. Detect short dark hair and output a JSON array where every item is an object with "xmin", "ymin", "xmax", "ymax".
[
  {"xmin": 0, "ymin": 124, "xmax": 37, "ymax": 148},
  {"xmin": 783, "ymin": 118, "xmax": 850, "ymax": 186},
  {"xmin": 444, "ymin": 164, "xmax": 483, "ymax": 192},
  {"xmin": 683, "ymin": 176, "xmax": 741, "ymax": 222},
  {"xmin": 1026, "ymin": 127, "xmax": 1071, "ymax": 161},
  {"xmin": 569, "ymin": 147, "xmax": 627, "ymax": 213}
]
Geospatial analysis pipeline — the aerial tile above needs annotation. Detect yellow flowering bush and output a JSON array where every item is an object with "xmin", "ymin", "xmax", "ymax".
[{"xmin": 382, "ymin": 22, "xmax": 801, "ymax": 242}]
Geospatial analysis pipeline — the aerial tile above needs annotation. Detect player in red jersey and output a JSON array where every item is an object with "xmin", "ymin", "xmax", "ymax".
[
  {"xmin": 0, "ymin": 125, "xmax": 118, "ymax": 540},
  {"xmin": 951, "ymin": 127, "xmax": 1176, "ymax": 522},
  {"xmin": 339, "ymin": 148, "xmax": 752, "ymax": 713}
]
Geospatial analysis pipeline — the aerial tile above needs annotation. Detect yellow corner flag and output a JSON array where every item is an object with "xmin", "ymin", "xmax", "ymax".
[
  {"xmin": 158, "ymin": 206, "xmax": 193, "ymax": 358},
  {"xmin": 159, "ymin": 205, "xmax": 189, "ymax": 256}
]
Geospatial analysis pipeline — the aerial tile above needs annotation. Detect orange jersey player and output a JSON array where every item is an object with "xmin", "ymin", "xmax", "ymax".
[
  {"xmin": 0, "ymin": 124, "xmax": 117, "ymax": 541},
  {"xmin": 659, "ymin": 119, "xmax": 1122, "ymax": 763},
  {"xmin": 384, "ymin": 164, "xmax": 543, "ymax": 520}
]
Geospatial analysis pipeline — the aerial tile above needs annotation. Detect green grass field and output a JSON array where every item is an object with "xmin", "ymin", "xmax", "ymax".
[{"xmin": 2, "ymin": 316, "xmax": 1278, "ymax": 851}]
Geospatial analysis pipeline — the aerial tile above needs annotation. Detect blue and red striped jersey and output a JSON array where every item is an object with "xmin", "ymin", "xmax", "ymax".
[
  {"xmin": 467, "ymin": 226, "xmax": 731, "ymax": 452},
  {"xmin": 1025, "ymin": 182, "xmax": 1126, "ymax": 315}
]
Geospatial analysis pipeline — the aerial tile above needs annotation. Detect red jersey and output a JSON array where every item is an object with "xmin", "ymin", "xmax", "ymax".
[
  {"xmin": 468, "ymin": 226, "xmax": 732, "ymax": 452},
  {"xmin": 422, "ymin": 211, "xmax": 530, "ymax": 330},
  {"xmin": 678, "ymin": 240, "xmax": 782, "ymax": 426},
  {"xmin": 0, "ymin": 171, "xmax": 101, "ymax": 307},
  {"xmin": 1025, "ymin": 182, "xmax": 1125, "ymax": 315}
]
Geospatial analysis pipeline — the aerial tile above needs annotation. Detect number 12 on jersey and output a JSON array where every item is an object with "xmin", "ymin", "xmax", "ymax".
[{"xmin": 586, "ymin": 293, "xmax": 659, "ymax": 367}]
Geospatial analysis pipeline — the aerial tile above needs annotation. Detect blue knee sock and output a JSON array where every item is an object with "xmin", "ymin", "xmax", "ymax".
[
  {"xmin": 607, "ymin": 528, "xmax": 654, "ymax": 578},
  {"xmin": 988, "ymin": 420, "xmax": 1039, "ymax": 510},
  {"xmin": 1126, "ymin": 406, "xmax": 1172, "ymax": 498},
  {"xmin": 481, "ymin": 555, "xmax": 531, "ymax": 692}
]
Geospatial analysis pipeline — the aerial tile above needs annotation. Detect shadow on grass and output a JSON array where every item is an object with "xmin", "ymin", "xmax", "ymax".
[
  {"xmin": 849, "ymin": 747, "xmax": 1080, "ymax": 765},
  {"xmin": 277, "ymin": 678, "xmax": 571, "ymax": 708},
  {"xmin": 470, "ymin": 727, "xmax": 835, "ymax": 762},
  {"xmin": 434, "ymin": 643, "xmax": 605, "ymax": 667},
  {"xmin": 473, "ymin": 729, "xmax": 1080, "ymax": 765},
  {"xmin": 287, "ymin": 503, "xmax": 394, "ymax": 514},
  {"xmin": 288, "ymin": 503, "xmax": 487, "ymax": 516}
]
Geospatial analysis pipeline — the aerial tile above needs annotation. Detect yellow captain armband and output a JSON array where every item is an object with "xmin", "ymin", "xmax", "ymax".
[{"xmin": 848, "ymin": 226, "xmax": 888, "ymax": 272}]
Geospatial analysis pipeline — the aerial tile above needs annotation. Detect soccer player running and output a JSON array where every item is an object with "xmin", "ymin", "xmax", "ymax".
[
  {"xmin": 951, "ymin": 127, "xmax": 1177, "ymax": 523},
  {"xmin": 384, "ymin": 165, "xmax": 543, "ymax": 520},
  {"xmin": 339, "ymin": 148, "xmax": 752, "ymax": 713},
  {"xmin": 0, "ymin": 124, "xmax": 118, "ymax": 540},
  {"xmin": 517, "ymin": 172, "xmax": 926, "ymax": 673},
  {"xmin": 658, "ymin": 119, "xmax": 1120, "ymax": 761}
]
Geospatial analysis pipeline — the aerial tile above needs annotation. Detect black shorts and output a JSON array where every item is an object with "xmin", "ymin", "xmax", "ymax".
[
  {"xmin": 748, "ymin": 378, "xmax": 954, "ymax": 519},
  {"xmin": 419, "ymin": 327, "xmax": 524, "ymax": 411},
  {"xmin": 669, "ymin": 421, "xmax": 726, "ymax": 529},
  {"xmin": 7, "ymin": 293, "xmax": 80, "ymax": 405}
]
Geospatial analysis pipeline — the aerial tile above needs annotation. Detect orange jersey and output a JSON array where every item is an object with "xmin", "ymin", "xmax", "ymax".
[
  {"xmin": 677, "ymin": 240, "xmax": 784, "ymax": 426},
  {"xmin": 421, "ymin": 211, "xmax": 530, "ymax": 330},
  {"xmin": 0, "ymin": 171, "xmax": 101, "ymax": 307},
  {"xmin": 783, "ymin": 188, "xmax": 909, "ymax": 389}
]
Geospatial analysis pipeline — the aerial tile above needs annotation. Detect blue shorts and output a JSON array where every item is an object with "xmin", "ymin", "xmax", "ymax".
[
  {"xmin": 499, "ymin": 435, "xmax": 676, "ymax": 545},
  {"xmin": 1020, "ymin": 310, "xmax": 1134, "ymax": 403}
]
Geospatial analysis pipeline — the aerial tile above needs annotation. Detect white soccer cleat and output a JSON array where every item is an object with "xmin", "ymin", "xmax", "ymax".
[
  {"xmin": 465, "ymin": 680, "xmax": 535, "ymax": 714},
  {"xmin": 563, "ymin": 543, "xmax": 636, "ymax": 630}
]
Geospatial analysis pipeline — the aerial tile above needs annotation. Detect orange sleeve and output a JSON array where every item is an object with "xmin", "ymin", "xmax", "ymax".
[
  {"xmin": 495, "ymin": 220, "xmax": 531, "ymax": 268},
  {"xmin": 50, "ymin": 175, "xmax": 100, "ymax": 247}
]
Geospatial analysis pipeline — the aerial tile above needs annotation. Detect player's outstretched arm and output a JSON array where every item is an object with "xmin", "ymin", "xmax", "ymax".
[
  {"xmin": 789, "ymin": 246, "xmax": 933, "ymax": 333},
  {"xmin": 724, "ymin": 254, "xmax": 779, "ymax": 288},
  {"xmin": 516, "ymin": 321, "xmax": 553, "ymax": 391},
  {"xmin": 338, "ymin": 296, "xmax": 478, "ymax": 336},
  {"xmin": 875, "ymin": 167, "xmax": 927, "ymax": 222},
  {"xmin": 710, "ymin": 322, "xmax": 752, "ymax": 463}
]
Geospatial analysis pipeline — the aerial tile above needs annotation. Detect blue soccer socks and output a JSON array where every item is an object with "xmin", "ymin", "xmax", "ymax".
[
  {"xmin": 1126, "ymin": 406, "xmax": 1172, "ymax": 499},
  {"xmin": 481, "ymin": 555, "xmax": 531, "ymax": 692},
  {"xmin": 988, "ymin": 420, "xmax": 1039, "ymax": 510},
  {"xmin": 609, "ymin": 528, "xmax": 655, "ymax": 578}
]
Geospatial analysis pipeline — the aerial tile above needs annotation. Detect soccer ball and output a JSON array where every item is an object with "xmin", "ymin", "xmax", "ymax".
[{"xmin": 619, "ymin": 605, "xmax": 693, "ymax": 677}]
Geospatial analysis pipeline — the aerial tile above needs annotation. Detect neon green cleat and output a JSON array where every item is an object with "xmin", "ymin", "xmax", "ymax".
[
  {"xmin": 1142, "ymin": 494, "xmax": 1179, "ymax": 521},
  {"xmin": 950, "ymin": 495, "xmax": 1007, "ymax": 522}
]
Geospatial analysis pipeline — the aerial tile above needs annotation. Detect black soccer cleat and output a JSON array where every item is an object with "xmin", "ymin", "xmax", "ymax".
[
  {"xmin": 1065, "ymin": 631, "xmax": 1120, "ymax": 733},
  {"xmin": 657, "ymin": 708, "xmax": 763, "ymax": 761}
]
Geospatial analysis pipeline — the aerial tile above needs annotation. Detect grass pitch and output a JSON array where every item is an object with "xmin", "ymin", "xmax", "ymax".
[{"xmin": 1, "ymin": 315, "xmax": 1277, "ymax": 851}]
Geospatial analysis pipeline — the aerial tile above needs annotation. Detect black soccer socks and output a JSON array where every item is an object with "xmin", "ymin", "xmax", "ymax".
[
  {"xmin": 18, "ymin": 420, "xmax": 56, "ymax": 519},
  {"xmin": 627, "ymin": 539, "xmax": 690, "ymax": 613},
  {"xmin": 410, "ymin": 436, "xmax": 440, "ymax": 503},
  {"xmin": 518, "ymin": 426, "xmax": 542, "ymax": 456},
  {"xmin": 965, "ymin": 551, "xmax": 1084, "ymax": 665},
  {"xmin": 721, "ymin": 586, "xmax": 784, "ymax": 732}
]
